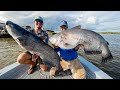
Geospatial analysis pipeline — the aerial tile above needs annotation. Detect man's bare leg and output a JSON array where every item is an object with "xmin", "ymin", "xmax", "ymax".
[{"xmin": 17, "ymin": 51, "xmax": 37, "ymax": 74}]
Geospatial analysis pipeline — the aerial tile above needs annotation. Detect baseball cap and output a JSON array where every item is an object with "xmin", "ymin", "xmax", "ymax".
[
  {"xmin": 60, "ymin": 20, "xmax": 68, "ymax": 27},
  {"xmin": 34, "ymin": 16, "xmax": 43, "ymax": 22}
]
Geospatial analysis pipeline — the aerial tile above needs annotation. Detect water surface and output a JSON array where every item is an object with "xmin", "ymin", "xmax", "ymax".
[{"xmin": 0, "ymin": 34, "xmax": 120, "ymax": 79}]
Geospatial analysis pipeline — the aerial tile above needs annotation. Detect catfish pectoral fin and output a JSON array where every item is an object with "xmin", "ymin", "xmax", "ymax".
[{"xmin": 101, "ymin": 54, "xmax": 113, "ymax": 63}]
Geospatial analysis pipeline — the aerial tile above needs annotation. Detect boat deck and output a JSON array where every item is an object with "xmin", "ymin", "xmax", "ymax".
[
  {"xmin": 0, "ymin": 56, "xmax": 112, "ymax": 79},
  {"xmin": 0, "ymin": 64, "xmax": 91, "ymax": 79}
]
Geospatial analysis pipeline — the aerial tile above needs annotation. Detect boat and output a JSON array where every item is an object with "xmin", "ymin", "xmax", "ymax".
[{"xmin": 0, "ymin": 55, "xmax": 112, "ymax": 79}]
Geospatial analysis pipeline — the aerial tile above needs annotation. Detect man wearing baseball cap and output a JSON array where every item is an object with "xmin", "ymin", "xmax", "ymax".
[
  {"xmin": 59, "ymin": 20, "xmax": 68, "ymax": 31},
  {"xmin": 53, "ymin": 20, "xmax": 86, "ymax": 79},
  {"xmin": 17, "ymin": 16, "xmax": 49, "ymax": 74}
]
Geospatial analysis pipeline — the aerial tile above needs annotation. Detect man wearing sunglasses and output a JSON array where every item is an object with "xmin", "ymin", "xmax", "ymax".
[{"xmin": 17, "ymin": 16, "xmax": 49, "ymax": 74}]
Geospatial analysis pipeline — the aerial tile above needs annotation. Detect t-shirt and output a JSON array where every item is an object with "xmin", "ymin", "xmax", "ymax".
[
  {"xmin": 54, "ymin": 47, "xmax": 78, "ymax": 60},
  {"xmin": 30, "ymin": 29, "xmax": 49, "ymax": 44}
]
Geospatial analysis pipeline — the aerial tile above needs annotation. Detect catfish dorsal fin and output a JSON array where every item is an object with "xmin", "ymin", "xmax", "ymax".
[{"xmin": 70, "ymin": 25, "xmax": 81, "ymax": 30}]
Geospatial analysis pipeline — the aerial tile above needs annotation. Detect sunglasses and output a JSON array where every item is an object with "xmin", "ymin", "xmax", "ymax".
[
  {"xmin": 60, "ymin": 25, "xmax": 67, "ymax": 28},
  {"xmin": 35, "ymin": 19, "xmax": 43, "ymax": 23}
]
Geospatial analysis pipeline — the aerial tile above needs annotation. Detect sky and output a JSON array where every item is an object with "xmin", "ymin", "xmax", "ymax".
[{"xmin": 0, "ymin": 11, "xmax": 120, "ymax": 32}]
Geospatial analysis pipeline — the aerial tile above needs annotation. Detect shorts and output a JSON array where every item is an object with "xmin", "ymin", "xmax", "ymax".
[{"xmin": 26, "ymin": 51, "xmax": 32, "ymax": 57}]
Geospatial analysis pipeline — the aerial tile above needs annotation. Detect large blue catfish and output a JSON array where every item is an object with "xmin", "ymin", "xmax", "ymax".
[
  {"xmin": 49, "ymin": 28, "xmax": 113, "ymax": 63},
  {"xmin": 5, "ymin": 21, "xmax": 63, "ymax": 75}
]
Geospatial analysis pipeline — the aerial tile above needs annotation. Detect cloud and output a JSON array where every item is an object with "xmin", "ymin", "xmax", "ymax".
[
  {"xmin": 86, "ymin": 16, "xmax": 97, "ymax": 24},
  {"xmin": 0, "ymin": 11, "xmax": 120, "ymax": 32}
]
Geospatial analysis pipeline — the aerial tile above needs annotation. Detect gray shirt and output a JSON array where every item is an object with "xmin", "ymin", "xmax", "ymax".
[{"xmin": 31, "ymin": 29, "xmax": 49, "ymax": 44}]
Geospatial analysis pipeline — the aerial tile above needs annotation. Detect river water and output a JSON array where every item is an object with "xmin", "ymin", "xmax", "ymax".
[
  {"xmin": 78, "ymin": 34, "xmax": 120, "ymax": 79},
  {"xmin": 0, "ymin": 34, "xmax": 120, "ymax": 79}
]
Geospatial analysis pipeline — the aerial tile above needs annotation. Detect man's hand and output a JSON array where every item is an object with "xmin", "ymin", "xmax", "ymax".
[
  {"xmin": 32, "ymin": 54, "xmax": 38, "ymax": 62},
  {"xmin": 74, "ymin": 44, "xmax": 84, "ymax": 51},
  {"xmin": 40, "ymin": 36, "xmax": 45, "ymax": 40},
  {"xmin": 52, "ymin": 44, "xmax": 59, "ymax": 48}
]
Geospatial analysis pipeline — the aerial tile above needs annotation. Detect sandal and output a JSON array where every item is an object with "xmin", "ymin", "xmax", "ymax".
[{"xmin": 27, "ymin": 60, "xmax": 38, "ymax": 75}]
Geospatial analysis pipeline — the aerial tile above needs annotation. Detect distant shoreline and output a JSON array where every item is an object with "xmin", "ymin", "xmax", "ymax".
[
  {"xmin": 0, "ymin": 32, "xmax": 120, "ymax": 38},
  {"xmin": 52, "ymin": 31, "xmax": 120, "ymax": 34},
  {"xmin": 97, "ymin": 32, "xmax": 120, "ymax": 34}
]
